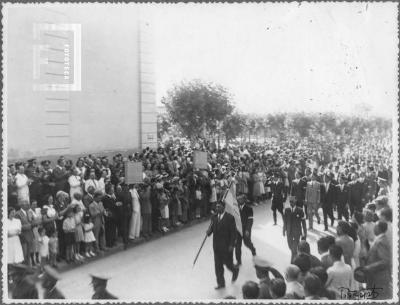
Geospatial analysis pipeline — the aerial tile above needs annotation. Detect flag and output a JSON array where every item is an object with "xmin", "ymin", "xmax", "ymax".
[{"xmin": 224, "ymin": 189, "xmax": 243, "ymax": 236}]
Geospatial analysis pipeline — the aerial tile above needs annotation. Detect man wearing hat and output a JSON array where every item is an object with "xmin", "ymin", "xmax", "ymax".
[
  {"xmin": 41, "ymin": 265, "xmax": 65, "ymax": 299},
  {"xmin": 283, "ymin": 196, "xmax": 307, "ymax": 263},
  {"xmin": 90, "ymin": 274, "xmax": 118, "ymax": 299},
  {"xmin": 206, "ymin": 200, "xmax": 239, "ymax": 289}
]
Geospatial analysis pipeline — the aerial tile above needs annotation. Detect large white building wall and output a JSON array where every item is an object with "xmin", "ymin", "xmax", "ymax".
[{"xmin": 5, "ymin": 4, "xmax": 157, "ymax": 160}]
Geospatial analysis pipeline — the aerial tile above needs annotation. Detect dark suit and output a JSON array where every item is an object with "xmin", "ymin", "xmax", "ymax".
[
  {"xmin": 335, "ymin": 184, "xmax": 349, "ymax": 221},
  {"xmin": 235, "ymin": 204, "xmax": 256, "ymax": 264},
  {"xmin": 348, "ymin": 181, "xmax": 365, "ymax": 216},
  {"xmin": 15, "ymin": 209, "xmax": 34, "ymax": 264},
  {"xmin": 116, "ymin": 188, "xmax": 132, "ymax": 246},
  {"xmin": 52, "ymin": 166, "xmax": 69, "ymax": 194},
  {"xmin": 290, "ymin": 178, "xmax": 307, "ymax": 208},
  {"xmin": 102, "ymin": 194, "xmax": 118, "ymax": 247},
  {"xmin": 320, "ymin": 182, "xmax": 335, "ymax": 230},
  {"xmin": 283, "ymin": 206, "xmax": 307, "ymax": 262},
  {"xmin": 207, "ymin": 213, "xmax": 237, "ymax": 287},
  {"xmin": 365, "ymin": 234, "xmax": 392, "ymax": 299},
  {"xmin": 271, "ymin": 181, "xmax": 285, "ymax": 224}
]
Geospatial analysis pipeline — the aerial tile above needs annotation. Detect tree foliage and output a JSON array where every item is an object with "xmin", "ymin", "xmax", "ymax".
[{"xmin": 162, "ymin": 80, "xmax": 234, "ymax": 141}]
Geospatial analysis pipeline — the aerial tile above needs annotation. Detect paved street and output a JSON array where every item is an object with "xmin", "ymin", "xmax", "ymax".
[{"xmin": 58, "ymin": 200, "xmax": 335, "ymax": 300}]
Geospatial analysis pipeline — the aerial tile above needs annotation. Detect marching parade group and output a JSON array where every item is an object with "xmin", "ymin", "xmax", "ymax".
[{"xmin": 6, "ymin": 129, "xmax": 394, "ymax": 299}]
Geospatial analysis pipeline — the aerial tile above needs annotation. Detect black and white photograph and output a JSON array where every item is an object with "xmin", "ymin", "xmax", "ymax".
[{"xmin": 2, "ymin": 2, "xmax": 398, "ymax": 302}]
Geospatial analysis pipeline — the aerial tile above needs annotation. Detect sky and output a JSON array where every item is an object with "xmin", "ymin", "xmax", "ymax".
[{"xmin": 149, "ymin": 2, "xmax": 398, "ymax": 118}]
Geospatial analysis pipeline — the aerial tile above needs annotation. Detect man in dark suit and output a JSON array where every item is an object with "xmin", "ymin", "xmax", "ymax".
[
  {"xmin": 115, "ymin": 183, "xmax": 132, "ymax": 249},
  {"xmin": 335, "ymin": 176, "xmax": 349, "ymax": 222},
  {"xmin": 290, "ymin": 172, "xmax": 307, "ymax": 210},
  {"xmin": 207, "ymin": 201, "xmax": 239, "ymax": 289},
  {"xmin": 320, "ymin": 174, "xmax": 335, "ymax": 231},
  {"xmin": 348, "ymin": 173, "xmax": 365, "ymax": 217},
  {"xmin": 52, "ymin": 158, "xmax": 69, "ymax": 194},
  {"xmin": 15, "ymin": 201, "xmax": 35, "ymax": 266},
  {"xmin": 283, "ymin": 197, "xmax": 307, "ymax": 263},
  {"xmin": 270, "ymin": 173, "xmax": 286, "ymax": 226},
  {"xmin": 235, "ymin": 198, "xmax": 256, "ymax": 266}
]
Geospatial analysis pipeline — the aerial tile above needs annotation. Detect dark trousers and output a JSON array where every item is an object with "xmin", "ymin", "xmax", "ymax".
[
  {"xmin": 214, "ymin": 250, "xmax": 235, "ymax": 287},
  {"xmin": 118, "ymin": 215, "xmax": 130, "ymax": 245},
  {"xmin": 272, "ymin": 200, "xmax": 284, "ymax": 224},
  {"xmin": 349, "ymin": 201, "xmax": 362, "ymax": 217},
  {"xmin": 337, "ymin": 203, "xmax": 349, "ymax": 221},
  {"xmin": 235, "ymin": 231, "xmax": 256, "ymax": 264},
  {"xmin": 287, "ymin": 234, "xmax": 300, "ymax": 263},
  {"xmin": 142, "ymin": 213, "xmax": 152, "ymax": 235},
  {"xmin": 105, "ymin": 218, "xmax": 117, "ymax": 247},
  {"xmin": 322, "ymin": 204, "xmax": 334, "ymax": 230}
]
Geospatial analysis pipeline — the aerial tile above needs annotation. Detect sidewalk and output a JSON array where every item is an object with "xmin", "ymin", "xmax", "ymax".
[{"xmin": 57, "ymin": 216, "xmax": 211, "ymax": 273}]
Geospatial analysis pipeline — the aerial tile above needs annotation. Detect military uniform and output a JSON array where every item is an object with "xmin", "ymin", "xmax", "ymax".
[{"xmin": 91, "ymin": 274, "xmax": 118, "ymax": 300}]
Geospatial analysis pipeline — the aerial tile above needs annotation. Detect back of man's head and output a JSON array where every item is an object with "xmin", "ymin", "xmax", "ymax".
[
  {"xmin": 329, "ymin": 244, "xmax": 343, "ymax": 261},
  {"xmin": 285, "ymin": 264, "xmax": 300, "ymax": 282},
  {"xmin": 293, "ymin": 253, "xmax": 311, "ymax": 273},
  {"xmin": 374, "ymin": 221, "xmax": 388, "ymax": 235},
  {"xmin": 304, "ymin": 273, "xmax": 322, "ymax": 297},
  {"xmin": 380, "ymin": 207, "xmax": 392, "ymax": 223},
  {"xmin": 309, "ymin": 266, "xmax": 328, "ymax": 285},
  {"xmin": 242, "ymin": 281, "xmax": 260, "ymax": 299},
  {"xmin": 269, "ymin": 278, "xmax": 286, "ymax": 299},
  {"xmin": 317, "ymin": 237, "xmax": 330, "ymax": 254},
  {"xmin": 298, "ymin": 240, "xmax": 311, "ymax": 255}
]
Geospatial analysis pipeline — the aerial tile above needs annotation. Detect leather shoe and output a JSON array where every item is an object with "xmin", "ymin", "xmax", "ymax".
[
  {"xmin": 232, "ymin": 267, "xmax": 239, "ymax": 282},
  {"xmin": 214, "ymin": 285, "xmax": 225, "ymax": 290}
]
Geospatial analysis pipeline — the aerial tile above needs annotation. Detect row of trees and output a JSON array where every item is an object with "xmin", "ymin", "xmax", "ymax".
[{"xmin": 159, "ymin": 80, "xmax": 392, "ymax": 145}]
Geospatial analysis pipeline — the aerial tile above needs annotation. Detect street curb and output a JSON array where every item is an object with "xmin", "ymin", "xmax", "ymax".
[{"xmin": 57, "ymin": 216, "xmax": 211, "ymax": 273}]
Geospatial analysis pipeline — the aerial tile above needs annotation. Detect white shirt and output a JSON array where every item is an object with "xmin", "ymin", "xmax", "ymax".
[
  {"xmin": 85, "ymin": 178, "xmax": 99, "ymax": 193},
  {"xmin": 326, "ymin": 260, "xmax": 352, "ymax": 298},
  {"xmin": 286, "ymin": 281, "xmax": 305, "ymax": 299},
  {"xmin": 218, "ymin": 212, "xmax": 226, "ymax": 221},
  {"xmin": 39, "ymin": 235, "xmax": 50, "ymax": 257}
]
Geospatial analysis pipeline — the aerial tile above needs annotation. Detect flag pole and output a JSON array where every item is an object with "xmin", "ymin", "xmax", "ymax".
[{"xmin": 192, "ymin": 179, "xmax": 235, "ymax": 268}]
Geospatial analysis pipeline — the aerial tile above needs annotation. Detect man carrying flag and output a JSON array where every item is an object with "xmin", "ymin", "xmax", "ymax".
[{"xmin": 206, "ymin": 196, "xmax": 240, "ymax": 290}]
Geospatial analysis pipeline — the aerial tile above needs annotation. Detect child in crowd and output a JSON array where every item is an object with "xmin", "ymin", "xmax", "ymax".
[
  {"xmin": 83, "ymin": 213, "xmax": 96, "ymax": 257},
  {"xmin": 73, "ymin": 205, "xmax": 85, "ymax": 261},
  {"xmin": 28, "ymin": 200, "xmax": 41, "ymax": 266},
  {"xmin": 71, "ymin": 192, "xmax": 86, "ymax": 214},
  {"xmin": 38, "ymin": 227, "xmax": 49, "ymax": 272},
  {"xmin": 62, "ymin": 207, "xmax": 76, "ymax": 263},
  {"xmin": 48, "ymin": 231, "xmax": 58, "ymax": 268}
]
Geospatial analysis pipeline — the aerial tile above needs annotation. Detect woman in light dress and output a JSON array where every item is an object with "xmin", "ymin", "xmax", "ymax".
[
  {"xmin": 68, "ymin": 167, "xmax": 83, "ymax": 199},
  {"xmin": 15, "ymin": 164, "xmax": 30, "ymax": 203},
  {"xmin": 129, "ymin": 185, "xmax": 141, "ymax": 239},
  {"xmin": 7, "ymin": 207, "xmax": 24, "ymax": 264}
]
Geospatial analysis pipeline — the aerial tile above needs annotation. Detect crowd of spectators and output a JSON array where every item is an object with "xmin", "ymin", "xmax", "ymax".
[{"xmin": 7, "ymin": 131, "xmax": 393, "ymax": 299}]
